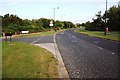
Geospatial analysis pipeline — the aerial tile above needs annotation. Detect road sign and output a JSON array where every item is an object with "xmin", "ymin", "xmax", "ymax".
[
  {"xmin": 49, "ymin": 24, "xmax": 53, "ymax": 26},
  {"xmin": 50, "ymin": 20, "xmax": 53, "ymax": 26},
  {"xmin": 50, "ymin": 20, "xmax": 53, "ymax": 24}
]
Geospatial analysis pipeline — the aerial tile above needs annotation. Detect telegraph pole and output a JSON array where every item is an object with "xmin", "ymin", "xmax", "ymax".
[
  {"xmin": 53, "ymin": 7, "xmax": 59, "ymax": 28},
  {"xmin": 104, "ymin": 0, "xmax": 107, "ymax": 35}
]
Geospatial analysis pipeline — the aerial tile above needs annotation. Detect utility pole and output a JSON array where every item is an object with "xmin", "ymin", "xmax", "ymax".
[
  {"xmin": 53, "ymin": 8, "xmax": 55, "ymax": 24},
  {"xmin": 104, "ymin": 0, "xmax": 107, "ymax": 35},
  {"xmin": 53, "ymin": 7, "xmax": 59, "ymax": 28}
]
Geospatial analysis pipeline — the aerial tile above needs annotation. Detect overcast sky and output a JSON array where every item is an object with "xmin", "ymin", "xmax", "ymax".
[{"xmin": 0, "ymin": 0, "xmax": 119, "ymax": 23}]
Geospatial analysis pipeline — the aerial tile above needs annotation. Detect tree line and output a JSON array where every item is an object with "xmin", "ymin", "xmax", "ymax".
[
  {"xmin": 77, "ymin": 5, "xmax": 119, "ymax": 31},
  {"xmin": 1, "ymin": 14, "xmax": 75, "ymax": 34}
]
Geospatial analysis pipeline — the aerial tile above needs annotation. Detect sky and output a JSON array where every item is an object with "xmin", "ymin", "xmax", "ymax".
[{"xmin": 0, "ymin": 0, "xmax": 119, "ymax": 24}]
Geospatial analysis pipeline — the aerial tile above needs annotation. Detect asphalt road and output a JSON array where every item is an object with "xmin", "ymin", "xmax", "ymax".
[
  {"xmin": 2, "ymin": 35, "xmax": 54, "ymax": 44},
  {"xmin": 56, "ymin": 29, "xmax": 119, "ymax": 78},
  {"xmin": 2, "ymin": 29, "xmax": 119, "ymax": 78}
]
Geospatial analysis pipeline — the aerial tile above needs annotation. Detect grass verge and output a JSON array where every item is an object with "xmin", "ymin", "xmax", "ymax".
[
  {"xmin": 14, "ymin": 31, "xmax": 56, "ymax": 38},
  {"xmin": 75, "ymin": 29, "xmax": 120, "ymax": 41},
  {"xmin": 14, "ymin": 29, "xmax": 68, "ymax": 38},
  {"xmin": 2, "ymin": 42, "xmax": 58, "ymax": 78}
]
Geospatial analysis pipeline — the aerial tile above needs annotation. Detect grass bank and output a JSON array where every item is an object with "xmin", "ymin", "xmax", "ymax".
[
  {"xmin": 75, "ymin": 29, "xmax": 120, "ymax": 41},
  {"xmin": 14, "ymin": 31, "xmax": 56, "ymax": 38},
  {"xmin": 2, "ymin": 42, "xmax": 58, "ymax": 78},
  {"xmin": 14, "ymin": 29, "xmax": 68, "ymax": 38}
]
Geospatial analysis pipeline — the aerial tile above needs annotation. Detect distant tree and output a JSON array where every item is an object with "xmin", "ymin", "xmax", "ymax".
[
  {"xmin": 63, "ymin": 21, "xmax": 75, "ymax": 28},
  {"xmin": 84, "ymin": 11, "xmax": 104, "ymax": 31},
  {"xmin": 2, "ymin": 13, "xmax": 75, "ymax": 33},
  {"xmin": 84, "ymin": 21, "xmax": 92, "ymax": 30},
  {"xmin": 55, "ymin": 20, "xmax": 62, "ymax": 28},
  {"xmin": 76, "ymin": 23, "xmax": 82, "ymax": 28}
]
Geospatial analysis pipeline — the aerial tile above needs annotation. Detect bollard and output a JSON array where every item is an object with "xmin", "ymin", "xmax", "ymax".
[{"xmin": 106, "ymin": 27, "xmax": 108, "ymax": 33}]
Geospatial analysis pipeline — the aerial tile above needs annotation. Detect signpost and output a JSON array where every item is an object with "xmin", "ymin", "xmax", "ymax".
[
  {"xmin": 5, "ymin": 32, "xmax": 12, "ymax": 42},
  {"xmin": 104, "ymin": 0, "xmax": 108, "ymax": 35},
  {"xmin": 49, "ymin": 20, "xmax": 53, "ymax": 30}
]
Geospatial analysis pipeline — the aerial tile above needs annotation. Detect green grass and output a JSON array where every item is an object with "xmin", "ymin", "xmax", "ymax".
[
  {"xmin": 14, "ymin": 29, "xmax": 68, "ymax": 38},
  {"xmin": 2, "ymin": 42, "xmax": 58, "ymax": 78},
  {"xmin": 75, "ymin": 29, "xmax": 120, "ymax": 41},
  {"xmin": 15, "ymin": 31, "xmax": 57, "ymax": 38}
]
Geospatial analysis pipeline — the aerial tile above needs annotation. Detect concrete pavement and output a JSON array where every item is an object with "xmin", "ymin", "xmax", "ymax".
[{"xmin": 33, "ymin": 34, "xmax": 69, "ymax": 78}]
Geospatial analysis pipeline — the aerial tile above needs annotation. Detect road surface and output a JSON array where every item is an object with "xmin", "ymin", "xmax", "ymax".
[
  {"xmin": 9, "ymin": 35, "xmax": 54, "ymax": 44},
  {"xmin": 2, "ymin": 29, "xmax": 119, "ymax": 78},
  {"xmin": 56, "ymin": 29, "xmax": 119, "ymax": 78}
]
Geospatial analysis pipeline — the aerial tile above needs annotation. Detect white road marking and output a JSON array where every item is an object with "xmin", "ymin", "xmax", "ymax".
[
  {"xmin": 31, "ymin": 37, "xmax": 43, "ymax": 44},
  {"xmin": 112, "ymin": 52, "xmax": 115, "ymax": 54},
  {"xmin": 66, "ymin": 32, "xmax": 117, "ymax": 55},
  {"xmin": 72, "ymin": 40, "xmax": 77, "ymax": 42},
  {"xmin": 72, "ymin": 35, "xmax": 76, "ymax": 38},
  {"xmin": 97, "ymin": 46, "xmax": 103, "ymax": 49},
  {"xmin": 66, "ymin": 32, "xmax": 76, "ymax": 38},
  {"xmin": 94, "ymin": 44, "xmax": 116, "ymax": 55},
  {"xmin": 94, "ymin": 41, "xmax": 100, "ymax": 44},
  {"xmin": 60, "ymin": 33, "xmax": 64, "ymax": 34}
]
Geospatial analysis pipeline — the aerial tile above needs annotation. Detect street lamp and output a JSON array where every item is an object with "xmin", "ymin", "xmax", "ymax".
[
  {"xmin": 53, "ymin": 7, "xmax": 59, "ymax": 28},
  {"xmin": 104, "ymin": 0, "xmax": 107, "ymax": 35}
]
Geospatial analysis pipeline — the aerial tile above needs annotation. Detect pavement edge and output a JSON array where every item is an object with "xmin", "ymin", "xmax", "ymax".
[{"xmin": 54, "ymin": 33, "xmax": 70, "ymax": 78}]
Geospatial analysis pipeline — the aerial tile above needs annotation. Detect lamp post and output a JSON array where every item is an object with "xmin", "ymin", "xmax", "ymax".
[
  {"xmin": 53, "ymin": 7, "xmax": 59, "ymax": 28},
  {"xmin": 104, "ymin": 0, "xmax": 107, "ymax": 35}
]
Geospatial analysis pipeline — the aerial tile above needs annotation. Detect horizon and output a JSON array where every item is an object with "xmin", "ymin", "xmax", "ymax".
[{"xmin": 1, "ymin": 0, "xmax": 119, "ymax": 24}]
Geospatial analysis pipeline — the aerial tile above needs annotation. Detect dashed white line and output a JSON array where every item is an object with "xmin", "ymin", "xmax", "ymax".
[
  {"xmin": 95, "ymin": 45, "xmax": 116, "ymax": 55},
  {"xmin": 111, "ymin": 52, "xmax": 115, "ymax": 55},
  {"xmin": 60, "ymin": 33, "xmax": 64, "ymax": 34},
  {"xmin": 65, "ymin": 32, "xmax": 117, "ymax": 55},
  {"xmin": 72, "ymin": 40, "xmax": 77, "ymax": 42},
  {"xmin": 66, "ymin": 32, "xmax": 76, "ymax": 38},
  {"xmin": 72, "ymin": 35, "xmax": 76, "ymax": 38}
]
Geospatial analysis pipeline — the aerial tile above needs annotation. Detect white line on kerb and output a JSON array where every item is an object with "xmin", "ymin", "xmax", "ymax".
[{"xmin": 31, "ymin": 37, "xmax": 43, "ymax": 44}]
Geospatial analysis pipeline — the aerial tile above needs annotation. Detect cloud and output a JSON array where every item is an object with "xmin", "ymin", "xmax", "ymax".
[
  {"xmin": 8, "ymin": 2, "xmax": 17, "ymax": 5},
  {"xmin": 0, "ymin": 0, "xmax": 119, "ymax": 3}
]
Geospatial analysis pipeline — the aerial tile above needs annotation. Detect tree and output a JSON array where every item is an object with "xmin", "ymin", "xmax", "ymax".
[
  {"xmin": 84, "ymin": 11, "xmax": 104, "ymax": 31},
  {"xmin": 107, "ymin": 6, "xmax": 119, "ymax": 31},
  {"xmin": 2, "ymin": 13, "xmax": 75, "ymax": 34}
]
